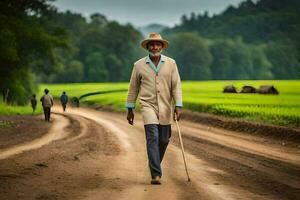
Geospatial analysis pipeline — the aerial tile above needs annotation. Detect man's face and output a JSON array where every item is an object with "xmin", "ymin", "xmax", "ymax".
[{"xmin": 147, "ymin": 41, "xmax": 163, "ymax": 57}]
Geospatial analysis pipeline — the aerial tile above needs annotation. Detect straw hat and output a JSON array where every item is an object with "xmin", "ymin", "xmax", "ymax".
[{"xmin": 141, "ymin": 33, "xmax": 169, "ymax": 49}]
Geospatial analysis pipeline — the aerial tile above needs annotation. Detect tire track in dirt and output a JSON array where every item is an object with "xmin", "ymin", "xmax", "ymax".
[
  {"xmin": 0, "ymin": 111, "xmax": 122, "ymax": 200},
  {"xmin": 180, "ymin": 123, "xmax": 300, "ymax": 165},
  {"xmin": 0, "ymin": 114, "xmax": 70, "ymax": 160},
  {"xmin": 174, "ymin": 133, "xmax": 300, "ymax": 200},
  {"xmin": 0, "ymin": 112, "xmax": 89, "ymax": 161}
]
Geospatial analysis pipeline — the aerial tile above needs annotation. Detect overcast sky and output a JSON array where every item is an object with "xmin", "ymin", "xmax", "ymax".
[{"xmin": 52, "ymin": 0, "xmax": 244, "ymax": 27}]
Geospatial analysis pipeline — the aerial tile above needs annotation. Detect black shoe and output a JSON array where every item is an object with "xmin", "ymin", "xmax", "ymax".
[{"xmin": 151, "ymin": 176, "xmax": 161, "ymax": 185}]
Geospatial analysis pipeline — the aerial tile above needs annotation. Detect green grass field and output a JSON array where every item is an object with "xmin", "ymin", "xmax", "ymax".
[
  {"xmin": 1, "ymin": 80, "xmax": 299, "ymax": 126},
  {"xmin": 182, "ymin": 80, "xmax": 300, "ymax": 126},
  {"xmin": 39, "ymin": 80, "xmax": 300, "ymax": 126},
  {"xmin": 0, "ymin": 100, "xmax": 43, "ymax": 116}
]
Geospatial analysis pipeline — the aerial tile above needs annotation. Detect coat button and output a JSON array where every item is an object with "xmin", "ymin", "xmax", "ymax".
[{"xmin": 157, "ymin": 90, "xmax": 160, "ymax": 93}]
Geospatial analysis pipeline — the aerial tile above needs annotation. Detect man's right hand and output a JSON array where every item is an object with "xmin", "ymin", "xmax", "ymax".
[{"xmin": 127, "ymin": 108, "xmax": 134, "ymax": 125}]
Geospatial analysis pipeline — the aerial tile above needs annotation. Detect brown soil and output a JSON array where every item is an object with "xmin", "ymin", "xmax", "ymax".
[
  {"xmin": 0, "ymin": 106, "xmax": 299, "ymax": 200},
  {"xmin": 0, "ymin": 115, "xmax": 51, "ymax": 150},
  {"xmin": 182, "ymin": 110, "xmax": 300, "ymax": 144}
]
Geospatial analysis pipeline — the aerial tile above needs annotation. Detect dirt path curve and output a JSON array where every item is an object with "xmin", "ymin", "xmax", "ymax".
[
  {"xmin": 0, "ymin": 114, "xmax": 70, "ymax": 160},
  {"xmin": 0, "ymin": 105, "xmax": 299, "ymax": 200}
]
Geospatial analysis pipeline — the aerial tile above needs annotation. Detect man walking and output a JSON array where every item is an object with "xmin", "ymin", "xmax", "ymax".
[
  {"xmin": 126, "ymin": 33, "xmax": 183, "ymax": 185},
  {"xmin": 60, "ymin": 91, "xmax": 68, "ymax": 112},
  {"xmin": 40, "ymin": 88, "xmax": 54, "ymax": 122}
]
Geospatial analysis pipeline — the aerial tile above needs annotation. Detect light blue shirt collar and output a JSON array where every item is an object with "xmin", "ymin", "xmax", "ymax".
[{"xmin": 146, "ymin": 54, "xmax": 165, "ymax": 73}]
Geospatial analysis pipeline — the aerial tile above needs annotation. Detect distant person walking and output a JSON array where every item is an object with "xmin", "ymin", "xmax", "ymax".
[
  {"xmin": 126, "ymin": 33, "xmax": 183, "ymax": 185},
  {"xmin": 30, "ymin": 94, "xmax": 37, "ymax": 115},
  {"xmin": 40, "ymin": 89, "xmax": 54, "ymax": 122},
  {"xmin": 60, "ymin": 91, "xmax": 68, "ymax": 112}
]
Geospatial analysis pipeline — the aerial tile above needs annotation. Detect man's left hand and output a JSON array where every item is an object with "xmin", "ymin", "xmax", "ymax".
[{"xmin": 174, "ymin": 107, "xmax": 182, "ymax": 121}]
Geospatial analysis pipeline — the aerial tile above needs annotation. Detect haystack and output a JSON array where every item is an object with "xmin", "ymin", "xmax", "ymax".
[
  {"xmin": 223, "ymin": 85, "xmax": 237, "ymax": 93},
  {"xmin": 257, "ymin": 85, "xmax": 279, "ymax": 94},
  {"xmin": 240, "ymin": 85, "xmax": 256, "ymax": 93}
]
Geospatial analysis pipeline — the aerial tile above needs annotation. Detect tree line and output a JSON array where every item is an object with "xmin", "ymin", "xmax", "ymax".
[
  {"xmin": 163, "ymin": 0, "xmax": 300, "ymax": 80},
  {"xmin": 1, "ymin": 0, "xmax": 299, "ymax": 105},
  {"xmin": 37, "ymin": 12, "xmax": 143, "ymax": 83},
  {"xmin": 0, "ymin": 0, "xmax": 143, "ymax": 105}
]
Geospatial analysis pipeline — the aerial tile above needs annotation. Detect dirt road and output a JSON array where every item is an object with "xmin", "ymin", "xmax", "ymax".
[{"xmin": 0, "ymin": 106, "xmax": 299, "ymax": 200}]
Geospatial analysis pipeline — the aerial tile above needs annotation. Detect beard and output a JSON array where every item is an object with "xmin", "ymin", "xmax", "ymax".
[{"xmin": 149, "ymin": 49, "xmax": 162, "ymax": 57}]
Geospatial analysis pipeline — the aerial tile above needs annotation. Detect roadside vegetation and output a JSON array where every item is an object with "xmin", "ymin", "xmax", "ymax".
[{"xmin": 0, "ymin": 99, "xmax": 42, "ymax": 116}]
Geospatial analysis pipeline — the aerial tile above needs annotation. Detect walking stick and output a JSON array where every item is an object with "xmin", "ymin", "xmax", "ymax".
[{"xmin": 175, "ymin": 113, "xmax": 191, "ymax": 182}]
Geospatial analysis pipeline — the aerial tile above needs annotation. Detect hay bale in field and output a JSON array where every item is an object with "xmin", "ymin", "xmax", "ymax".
[
  {"xmin": 223, "ymin": 85, "xmax": 237, "ymax": 93},
  {"xmin": 257, "ymin": 85, "xmax": 279, "ymax": 94},
  {"xmin": 240, "ymin": 85, "xmax": 256, "ymax": 93}
]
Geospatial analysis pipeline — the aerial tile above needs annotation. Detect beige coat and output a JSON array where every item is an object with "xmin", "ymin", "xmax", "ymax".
[
  {"xmin": 40, "ymin": 94, "xmax": 53, "ymax": 108},
  {"xmin": 126, "ymin": 55, "xmax": 182, "ymax": 125}
]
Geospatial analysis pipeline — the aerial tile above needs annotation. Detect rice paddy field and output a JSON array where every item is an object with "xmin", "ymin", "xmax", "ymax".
[{"xmin": 38, "ymin": 80, "xmax": 300, "ymax": 127}]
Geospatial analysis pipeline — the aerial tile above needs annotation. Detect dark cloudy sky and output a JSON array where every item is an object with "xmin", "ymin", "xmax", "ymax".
[{"xmin": 52, "ymin": 0, "xmax": 244, "ymax": 27}]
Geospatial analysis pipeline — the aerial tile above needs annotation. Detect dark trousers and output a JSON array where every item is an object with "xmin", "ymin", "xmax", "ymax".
[
  {"xmin": 144, "ymin": 124, "xmax": 171, "ymax": 178},
  {"xmin": 62, "ymin": 104, "xmax": 67, "ymax": 111},
  {"xmin": 43, "ymin": 107, "xmax": 51, "ymax": 121}
]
